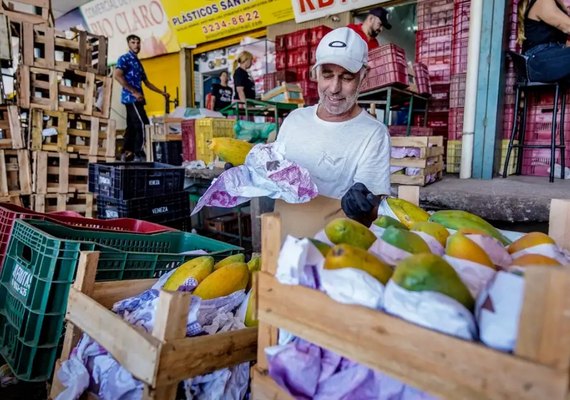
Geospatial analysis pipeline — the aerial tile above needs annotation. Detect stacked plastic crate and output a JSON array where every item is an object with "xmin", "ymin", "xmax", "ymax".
[
  {"xmin": 89, "ymin": 162, "xmax": 189, "ymax": 224},
  {"xmin": 360, "ymin": 44, "xmax": 409, "ymax": 92},
  {"xmin": 415, "ymin": 0, "xmax": 454, "ymax": 139}
]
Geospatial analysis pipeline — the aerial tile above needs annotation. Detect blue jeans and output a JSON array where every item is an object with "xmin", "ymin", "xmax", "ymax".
[{"xmin": 525, "ymin": 43, "xmax": 570, "ymax": 82}]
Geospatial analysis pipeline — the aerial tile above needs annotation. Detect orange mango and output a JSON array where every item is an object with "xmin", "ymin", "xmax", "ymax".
[
  {"xmin": 446, "ymin": 232, "xmax": 495, "ymax": 269},
  {"xmin": 511, "ymin": 254, "xmax": 561, "ymax": 267},
  {"xmin": 508, "ymin": 232, "xmax": 556, "ymax": 254}
]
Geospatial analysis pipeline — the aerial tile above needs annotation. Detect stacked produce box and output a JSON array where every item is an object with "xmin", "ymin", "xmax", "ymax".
[
  {"xmin": 0, "ymin": 3, "xmax": 114, "ymax": 213},
  {"xmin": 361, "ymin": 44, "xmax": 408, "ymax": 92},
  {"xmin": 89, "ymin": 162, "xmax": 189, "ymax": 224},
  {"xmin": 274, "ymin": 25, "xmax": 332, "ymax": 105},
  {"xmin": 144, "ymin": 117, "xmax": 184, "ymax": 165}
]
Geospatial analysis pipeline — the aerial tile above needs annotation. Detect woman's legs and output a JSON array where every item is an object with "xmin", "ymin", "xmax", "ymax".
[{"xmin": 527, "ymin": 45, "xmax": 570, "ymax": 82}]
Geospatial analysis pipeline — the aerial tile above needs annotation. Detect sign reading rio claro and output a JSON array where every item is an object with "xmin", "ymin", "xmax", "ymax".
[{"xmin": 161, "ymin": 0, "xmax": 294, "ymax": 46}]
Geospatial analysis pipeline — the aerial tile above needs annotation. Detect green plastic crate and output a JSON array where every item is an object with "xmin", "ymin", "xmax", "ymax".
[{"xmin": 0, "ymin": 219, "xmax": 242, "ymax": 381}]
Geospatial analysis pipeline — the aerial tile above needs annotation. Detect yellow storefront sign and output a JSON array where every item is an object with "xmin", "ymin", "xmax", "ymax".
[{"xmin": 161, "ymin": 0, "xmax": 294, "ymax": 46}]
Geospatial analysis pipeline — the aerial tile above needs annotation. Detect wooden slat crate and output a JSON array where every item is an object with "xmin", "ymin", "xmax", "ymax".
[
  {"xmin": 17, "ymin": 65, "xmax": 112, "ymax": 117},
  {"xmin": 252, "ymin": 198, "xmax": 570, "ymax": 400},
  {"xmin": 30, "ymin": 109, "xmax": 116, "ymax": 157},
  {"xmin": 0, "ymin": 149, "xmax": 31, "ymax": 196},
  {"xmin": 32, "ymin": 151, "xmax": 109, "ymax": 194},
  {"xmin": 73, "ymin": 28, "xmax": 108, "ymax": 75},
  {"xmin": 390, "ymin": 135, "xmax": 444, "ymax": 186},
  {"xmin": 31, "ymin": 192, "xmax": 95, "ymax": 217},
  {"xmin": 0, "ymin": 105, "xmax": 25, "ymax": 149},
  {"xmin": 1, "ymin": 0, "xmax": 53, "ymax": 26},
  {"xmin": 49, "ymin": 251, "xmax": 258, "ymax": 400}
]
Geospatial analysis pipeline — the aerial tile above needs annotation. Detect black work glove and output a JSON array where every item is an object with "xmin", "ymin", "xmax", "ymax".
[
  {"xmin": 341, "ymin": 183, "xmax": 382, "ymax": 227},
  {"xmin": 224, "ymin": 162, "xmax": 234, "ymax": 170}
]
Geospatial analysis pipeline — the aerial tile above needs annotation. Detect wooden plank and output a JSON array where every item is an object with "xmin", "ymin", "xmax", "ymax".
[
  {"xmin": 0, "ymin": 150, "xmax": 8, "ymax": 194},
  {"xmin": 58, "ymin": 152, "xmax": 69, "ymax": 193},
  {"xmin": 0, "ymin": 14, "xmax": 10, "ymax": 62},
  {"xmin": 66, "ymin": 287, "xmax": 161, "ymax": 385},
  {"xmin": 515, "ymin": 266, "xmax": 570, "ymax": 370},
  {"xmin": 156, "ymin": 327, "xmax": 258, "ymax": 386},
  {"xmin": 32, "ymin": 151, "xmax": 47, "ymax": 193},
  {"xmin": 397, "ymin": 185, "xmax": 420, "ymax": 205},
  {"xmin": 251, "ymin": 367, "xmax": 292, "ymax": 400},
  {"xmin": 549, "ymin": 199, "xmax": 570, "ymax": 251},
  {"xmin": 16, "ymin": 150, "xmax": 31, "ymax": 194},
  {"xmin": 89, "ymin": 117, "xmax": 99, "ymax": 156},
  {"xmin": 92, "ymin": 279, "xmax": 157, "ymax": 309},
  {"xmin": 18, "ymin": 65, "xmax": 30, "ymax": 109},
  {"xmin": 257, "ymin": 272, "xmax": 569, "ymax": 400},
  {"xmin": 105, "ymin": 119, "xmax": 116, "ymax": 159},
  {"xmin": 7, "ymin": 106, "xmax": 24, "ymax": 149}
]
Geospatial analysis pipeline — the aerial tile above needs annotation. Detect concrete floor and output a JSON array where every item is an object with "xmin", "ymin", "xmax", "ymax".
[{"xmin": 415, "ymin": 175, "xmax": 570, "ymax": 223}]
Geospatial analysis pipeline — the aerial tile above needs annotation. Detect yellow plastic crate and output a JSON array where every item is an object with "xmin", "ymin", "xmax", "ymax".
[
  {"xmin": 195, "ymin": 118, "xmax": 235, "ymax": 164},
  {"xmin": 499, "ymin": 139, "xmax": 518, "ymax": 176},
  {"xmin": 446, "ymin": 140, "xmax": 462, "ymax": 173}
]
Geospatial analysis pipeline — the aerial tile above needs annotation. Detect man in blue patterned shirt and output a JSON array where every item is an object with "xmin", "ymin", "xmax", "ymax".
[{"xmin": 114, "ymin": 35, "xmax": 169, "ymax": 161}]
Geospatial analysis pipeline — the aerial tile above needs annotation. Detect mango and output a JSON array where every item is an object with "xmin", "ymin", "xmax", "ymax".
[
  {"xmin": 508, "ymin": 232, "xmax": 556, "ymax": 254},
  {"xmin": 324, "ymin": 244, "xmax": 393, "ymax": 284},
  {"xmin": 162, "ymin": 256, "xmax": 214, "ymax": 291},
  {"xmin": 193, "ymin": 262, "xmax": 249, "ymax": 300},
  {"xmin": 411, "ymin": 221, "xmax": 449, "ymax": 247},
  {"xmin": 393, "ymin": 253, "xmax": 475, "ymax": 310},
  {"xmin": 247, "ymin": 256, "xmax": 261, "ymax": 273},
  {"xmin": 308, "ymin": 238, "xmax": 332, "ymax": 257},
  {"xmin": 386, "ymin": 197, "xmax": 430, "ymax": 228},
  {"xmin": 429, "ymin": 210, "xmax": 511, "ymax": 245},
  {"xmin": 214, "ymin": 253, "xmax": 245, "ymax": 270},
  {"xmin": 381, "ymin": 226, "xmax": 431, "ymax": 254},
  {"xmin": 209, "ymin": 138, "xmax": 254, "ymax": 166},
  {"xmin": 511, "ymin": 253, "xmax": 561, "ymax": 267},
  {"xmin": 446, "ymin": 232, "xmax": 495, "ymax": 269},
  {"xmin": 373, "ymin": 215, "xmax": 409, "ymax": 230},
  {"xmin": 244, "ymin": 289, "xmax": 258, "ymax": 327},
  {"xmin": 325, "ymin": 218, "xmax": 377, "ymax": 250}
]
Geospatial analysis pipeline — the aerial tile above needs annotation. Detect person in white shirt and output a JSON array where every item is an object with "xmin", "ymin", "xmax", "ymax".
[{"xmin": 275, "ymin": 27, "xmax": 391, "ymax": 226}]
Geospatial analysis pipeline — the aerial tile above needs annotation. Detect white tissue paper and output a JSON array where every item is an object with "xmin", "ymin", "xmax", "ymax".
[
  {"xmin": 476, "ymin": 271, "xmax": 525, "ymax": 352},
  {"xmin": 465, "ymin": 234, "xmax": 513, "ymax": 269},
  {"xmin": 413, "ymin": 231, "xmax": 445, "ymax": 255},
  {"xmin": 384, "ymin": 280, "xmax": 477, "ymax": 341},
  {"xmin": 511, "ymin": 243, "xmax": 570, "ymax": 265}
]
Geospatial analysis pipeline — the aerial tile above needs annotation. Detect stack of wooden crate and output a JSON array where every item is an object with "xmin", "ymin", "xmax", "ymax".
[{"xmin": 1, "ymin": 2, "xmax": 114, "ymax": 215}]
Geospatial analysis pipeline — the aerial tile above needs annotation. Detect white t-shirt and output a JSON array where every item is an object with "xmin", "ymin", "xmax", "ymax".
[{"xmin": 275, "ymin": 105, "xmax": 391, "ymax": 199}]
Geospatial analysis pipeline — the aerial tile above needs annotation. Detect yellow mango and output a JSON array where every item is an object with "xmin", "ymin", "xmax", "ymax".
[
  {"xmin": 214, "ymin": 253, "xmax": 245, "ymax": 270},
  {"xmin": 209, "ymin": 138, "xmax": 254, "ymax": 166},
  {"xmin": 411, "ymin": 221, "xmax": 449, "ymax": 247},
  {"xmin": 386, "ymin": 197, "xmax": 430, "ymax": 228},
  {"xmin": 508, "ymin": 232, "xmax": 556, "ymax": 254},
  {"xmin": 324, "ymin": 244, "xmax": 393, "ymax": 284},
  {"xmin": 373, "ymin": 215, "xmax": 408, "ymax": 230},
  {"xmin": 429, "ymin": 210, "xmax": 510, "ymax": 245},
  {"xmin": 162, "ymin": 256, "xmax": 214, "ymax": 291},
  {"xmin": 244, "ymin": 289, "xmax": 258, "ymax": 327},
  {"xmin": 381, "ymin": 226, "xmax": 431, "ymax": 254},
  {"xmin": 446, "ymin": 232, "xmax": 495, "ymax": 269},
  {"xmin": 193, "ymin": 262, "xmax": 249, "ymax": 300},
  {"xmin": 308, "ymin": 238, "xmax": 332, "ymax": 257},
  {"xmin": 325, "ymin": 218, "xmax": 377, "ymax": 250},
  {"xmin": 247, "ymin": 256, "xmax": 261, "ymax": 273},
  {"xmin": 511, "ymin": 254, "xmax": 561, "ymax": 267}
]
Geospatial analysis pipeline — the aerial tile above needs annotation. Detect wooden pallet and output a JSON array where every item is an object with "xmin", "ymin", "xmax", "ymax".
[
  {"xmin": 21, "ymin": 24, "xmax": 108, "ymax": 75},
  {"xmin": 390, "ymin": 135, "xmax": 444, "ymax": 186},
  {"xmin": 252, "ymin": 198, "xmax": 570, "ymax": 400},
  {"xmin": 30, "ymin": 109, "xmax": 116, "ymax": 157},
  {"xmin": 17, "ymin": 65, "xmax": 112, "ymax": 117},
  {"xmin": 0, "ymin": 105, "xmax": 24, "ymax": 149},
  {"xmin": 0, "ymin": 149, "xmax": 31, "ymax": 196},
  {"xmin": 1, "ymin": 0, "xmax": 53, "ymax": 26},
  {"xmin": 49, "ymin": 251, "xmax": 258, "ymax": 400},
  {"xmin": 32, "ymin": 151, "xmax": 109, "ymax": 194},
  {"xmin": 31, "ymin": 192, "xmax": 95, "ymax": 217}
]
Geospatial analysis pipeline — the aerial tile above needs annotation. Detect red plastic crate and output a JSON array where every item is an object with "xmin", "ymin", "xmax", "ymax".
[
  {"xmin": 449, "ymin": 73, "xmax": 466, "ymax": 108},
  {"xmin": 388, "ymin": 125, "xmax": 434, "ymax": 137},
  {"xmin": 275, "ymin": 69, "xmax": 297, "ymax": 84},
  {"xmin": 286, "ymin": 29, "xmax": 310, "ymax": 49},
  {"xmin": 525, "ymin": 105, "xmax": 570, "ymax": 141},
  {"xmin": 297, "ymin": 80, "xmax": 318, "ymax": 99},
  {"xmin": 427, "ymin": 110, "xmax": 450, "ymax": 132},
  {"xmin": 451, "ymin": 36, "xmax": 469, "ymax": 75},
  {"xmin": 310, "ymin": 25, "xmax": 333, "ymax": 46},
  {"xmin": 504, "ymin": 65, "xmax": 517, "ymax": 106},
  {"xmin": 276, "ymin": 51, "xmax": 287, "ymax": 70},
  {"xmin": 414, "ymin": 62, "xmax": 432, "ymax": 95},
  {"xmin": 296, "ymin": 66, "xmax": 311, "ymax": 82},
  {"xmin": 521, "ymin": 147, "xmax": 564, "ymax": 177},
  {"xmin": 453, "ymin": 0, "xmax": 471, "ymax": 39},
  {"xmin": 427, "ymin": 63, "xmax": 451, "ymax": 84},
  {"xmin": 287, "ymin": 47, "xmax": 310, "ymax": 68},
  {"xmin": 181, "ymin": 119, "xmax": 196, "ymax": 162},
  {"xmin": 361, "ymin": 66, "xmax": 408, "ymax": 92},
  {"xmin": 275, "ymin": 34, "xmax": 287, "ymax": 51},
  {"xmin": 503, "ymin": 104, "xmax": 516, "ymax": 139},
  {"xmin": 448, "ymin": 107, "xmax": 464, "ymax": 140},
  {"xmin": 263, "ymin": 72, "xmax": 277, "ymax": 93},
  {"xmin": 417, "ymin": 0, "xmax": 454, "ymax": 30},
  {"xmin": 416, "ymin": 26, "xmax": 453, "ymax": 65},
  {"xmin": 368, "ymin": 44, "xmax": 406, "ymax": 69}
]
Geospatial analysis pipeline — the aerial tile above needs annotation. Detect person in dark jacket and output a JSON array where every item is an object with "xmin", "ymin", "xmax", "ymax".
[
  {"xmin": 211, "ymin": 70, "xmax": 233, "ymax": 111},
  {"xmin": 233, "ymin": 51, "xmax": 256, "ymax": 102},
  {"xmin": 519, "ymin": 0, "xmax": 570, "ymax": 82}
]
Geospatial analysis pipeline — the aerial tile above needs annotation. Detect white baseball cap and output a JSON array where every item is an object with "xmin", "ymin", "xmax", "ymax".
[{"xmin": 313, "ymin": 27, "xmax": 368, "ymax": 73}]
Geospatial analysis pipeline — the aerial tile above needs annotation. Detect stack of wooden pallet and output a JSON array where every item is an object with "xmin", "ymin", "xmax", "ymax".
[{"xmin": 0, "ymin": 1, "xmax": 114, "ymax": 215}]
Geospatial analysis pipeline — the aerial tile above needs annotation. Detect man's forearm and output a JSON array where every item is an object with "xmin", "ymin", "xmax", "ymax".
[
  {"xmin": 145, "ymin": 80, "xmax": 164, "ymax": 94},
  {"xmin": 114, "ymin": 72, "xmax": 138, "ymax": 94}
]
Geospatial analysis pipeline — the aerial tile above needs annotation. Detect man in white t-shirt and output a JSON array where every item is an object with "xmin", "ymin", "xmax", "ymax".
[{"xmin": 275, "ymin": 27, "xmax": 391, "ymax": 226}]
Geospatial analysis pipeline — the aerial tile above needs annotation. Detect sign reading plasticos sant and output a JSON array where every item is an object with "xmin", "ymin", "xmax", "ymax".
[
  {"xmin": 291, "ymin": 0, "xmax": 389, "ymax": 23},
  {"xmin": 161, "ymin": 0, "xmax": 294, "ymax": 47}
]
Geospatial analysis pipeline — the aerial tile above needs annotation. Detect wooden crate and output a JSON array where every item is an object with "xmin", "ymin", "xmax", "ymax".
[
  {"xmin": 390, "ymin": 136, "xmax": 444, "ymax": 186},
  {"xmin": 252, "ymin": 198, "xmax": 570, "ymax": 400},
  {"xmin": 32, "ymin": 151, "xmax": 109, "ymax": 194},
  {"xmin": 0, "ymin": 105, "xmax": 25, "ymax": 149},
  {"xmin": 17, "ymin": 65, "xmax": 112, "ymax": 117},
  {"xmin": 32, "ymin": 192, "xmax": 95, "ymax": 217},
  {"xmin": 261, "ymin": 82, "xmax": 304, "ymax": 105},
  {"xmin": 49, "ymin": 251, "xmax": 258, "ymax": 400},
  {"xmin": 73, "ymin": 28, "xmax": 108, "ymax": 76},
  {"xmin": 0, "ymin": 149, "xmax": 31, "ymax": 196},
  {"xmin": 1, "ymin": 0, "xmax": 53, "ymax": 26},
  {"xmin": 30, "ymin": 109, "xmax": 116, "ymax": 157}
]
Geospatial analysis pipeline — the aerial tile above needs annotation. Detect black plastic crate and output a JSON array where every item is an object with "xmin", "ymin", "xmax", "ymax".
[
  {"xmin": 97, "ymin": 191, "xmax": 189, "ymax": 223},
  {"xmin": 153, "ymin": 141, "xmax": 183, "ymax": 166},
  {"xmin": 88, "ymin": 162, "xmax": 185, "ymax": 200}
]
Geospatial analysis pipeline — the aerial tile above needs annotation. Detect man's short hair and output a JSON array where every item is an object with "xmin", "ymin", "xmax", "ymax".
[{"xmin": 126, "ymin": 34, "xmax": 141, "ymax": 43}]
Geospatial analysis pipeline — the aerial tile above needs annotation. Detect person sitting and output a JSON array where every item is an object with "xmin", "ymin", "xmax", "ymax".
[
  {"xmin": 519, "ymin": 0, "xmax": 570, "ymax": 82},
  {"xmin": 347, "ymin": 7, "xmax": 392, "ymax": 51},
  {"xmin": 211, "ymin": 70, "xmax": 233, "ymax": 111}
]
